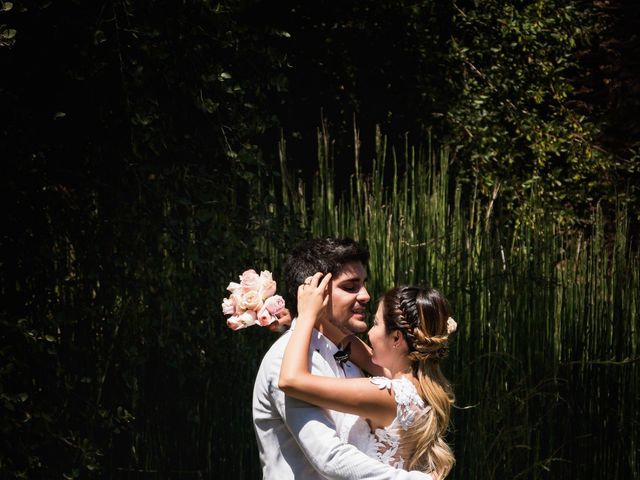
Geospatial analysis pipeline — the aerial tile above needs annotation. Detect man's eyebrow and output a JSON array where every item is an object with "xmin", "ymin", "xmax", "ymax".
[{"xmin": 338, "ymin": 275, "xmax": 367, "ymax": 283}]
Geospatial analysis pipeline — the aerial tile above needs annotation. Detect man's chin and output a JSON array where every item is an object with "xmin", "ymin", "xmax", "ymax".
[
  {"xmin": 346, "ymin": 319, "xmax": 368, "ymax": 334},
  {"xmin": 329, "ymin": 317, "xmax": 367, "ymax": 336}
]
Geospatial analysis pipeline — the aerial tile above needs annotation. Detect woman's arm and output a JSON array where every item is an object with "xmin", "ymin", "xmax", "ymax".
[{"xmin": 278, "ymin": 272, "xmax": 396, "ymax": 428}]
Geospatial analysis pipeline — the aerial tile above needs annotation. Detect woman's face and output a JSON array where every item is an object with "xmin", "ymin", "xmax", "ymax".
[{"xmin": 368, "ymin": 301, "xmax": 396, "ymax": 368}]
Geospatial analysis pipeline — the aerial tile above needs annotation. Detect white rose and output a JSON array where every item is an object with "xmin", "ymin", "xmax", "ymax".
[{"xmin": 241, "ymin": 291, "xmax": 263, "ymax": 311}]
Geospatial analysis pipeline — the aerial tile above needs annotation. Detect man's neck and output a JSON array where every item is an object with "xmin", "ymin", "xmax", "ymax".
[{"xmin": 317, "ymin": 320, "xmax": 349, "ymax": 348}]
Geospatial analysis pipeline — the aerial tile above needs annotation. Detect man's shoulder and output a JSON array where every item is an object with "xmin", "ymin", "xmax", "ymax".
[
  {"xmin": 255, "ymin": 329, "xmax": 291, "ymax": 376},
  {"xmin": 256, "ymin": 329, "xmax": 331, "ymax": 375},
  {"xmin": 264, "ymin": 329, "xmax": 292, "ymax": 359},
  {"xmin": 254, "ymin": 331, "xmax": 291, "ymax": 402}
]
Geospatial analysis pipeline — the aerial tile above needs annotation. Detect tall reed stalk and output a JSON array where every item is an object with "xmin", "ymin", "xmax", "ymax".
[{"xmin": 274, "ymin": 127, "xmax": 639, "ymax": 479}]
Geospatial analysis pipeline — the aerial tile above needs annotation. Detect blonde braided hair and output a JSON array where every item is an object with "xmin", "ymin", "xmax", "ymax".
[{"xmin": 382, "ymin": 286, "xmax": 456, "ymax": 479}]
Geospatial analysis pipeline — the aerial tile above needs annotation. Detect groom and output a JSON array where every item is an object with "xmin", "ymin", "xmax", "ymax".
[{"xmin": 252, "ymin": 238, "xmax": 431, "ymax": 479}]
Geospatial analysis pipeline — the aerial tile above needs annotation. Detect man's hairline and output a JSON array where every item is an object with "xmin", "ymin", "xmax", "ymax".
[{"xmin": 332, "ymin": 260, "xmax": 369, "ymax": 284}]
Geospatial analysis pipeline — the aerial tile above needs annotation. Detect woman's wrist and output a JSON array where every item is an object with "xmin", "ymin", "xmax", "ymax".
[{"xmin": 296, "ymin": 312, "xmax": 317, "ymax": 325}]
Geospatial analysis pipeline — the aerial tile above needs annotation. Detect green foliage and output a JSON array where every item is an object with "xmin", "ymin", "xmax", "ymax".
[
  {"xmin": 1, "ymin": 1, "xmax": 300, "ymax": 476},
  {"xmin": 444, "ymin": 1, "xmax": 604, "ymax": 221},
  {"xmin": 3, "ymin": 0, "xmax": 636, "ymax": 221},
  {"xmin": 263, "ymin": 0, "xmax": 636, "ymax": 225},
  {"xmin": 1, "ymin": 159, "xmax": 303, "ymax": 477}
]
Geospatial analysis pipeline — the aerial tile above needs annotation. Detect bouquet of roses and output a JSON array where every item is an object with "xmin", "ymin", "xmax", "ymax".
[{"xmin": 222, "ymin": 269, "xmax": 286, "ymax": 330}]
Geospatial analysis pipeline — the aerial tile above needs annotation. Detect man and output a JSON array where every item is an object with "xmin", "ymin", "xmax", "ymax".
[{"xmin": 252, "ymin": 238, "xmax": 432, "ymax": 479}]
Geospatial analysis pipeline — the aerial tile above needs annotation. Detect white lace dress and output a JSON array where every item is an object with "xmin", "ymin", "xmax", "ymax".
[{"xmin": 346, "ymin": 376, "xmax": 430, "ymax": 469}]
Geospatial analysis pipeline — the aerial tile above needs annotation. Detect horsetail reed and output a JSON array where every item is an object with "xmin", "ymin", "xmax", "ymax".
[{"xmin": 272, "ymin": 128, "xmax": 639, "ymax": 479}]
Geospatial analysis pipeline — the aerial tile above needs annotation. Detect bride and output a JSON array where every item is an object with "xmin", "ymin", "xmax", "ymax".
[{"xmin": 279, "ymin": 273, "xmax": 457, "ymax": 479}]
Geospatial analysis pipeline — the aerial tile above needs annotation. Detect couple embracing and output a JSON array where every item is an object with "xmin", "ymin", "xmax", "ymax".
[{"xmin": 252, "ymin": 238, "xmax": 456, "ymax": 479}]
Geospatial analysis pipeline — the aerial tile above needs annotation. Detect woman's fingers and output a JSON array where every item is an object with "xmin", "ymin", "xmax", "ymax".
[
  {"xmin": 310, "ymin": 271, "xmax": 324, "ymax": 287},
  {"xmin": 301, "ymin": 272, "xmax": 328, "ymax": 290},
  {"xmin": 298, "ymin": 272, "xmax": 331, "ymax": 305},
  {"xmin": 318, "ymin": 272, "xmax": 332, "ymax": 290},
  {"xmin": 302, "ymin": 272, "xmax": 323, "ymax": 289},
  {"xmin": 306, "ymin": 271, "xmax": 331, "ymax": 289}
]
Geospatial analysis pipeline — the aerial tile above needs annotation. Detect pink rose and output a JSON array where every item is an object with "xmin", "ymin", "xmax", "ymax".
[
  {"xmin": 240, "ymin": 269, "xmax": 260, "ymax": 292},
  {"xmin": 226, "ymin": 315, "xmax": 244, "ymax": 330},
  {"xmin": 263, "ymin": 295, "xmax": 285, "ymax": 315},
  {"xmin": 227, "ymin": 292, "xmax": 244, "ymax": 315},
  {"xmin": 222, "ymin": 293, "xmax": 244, "ymax": 316},
  {"xmin": 258, "ymin": 271, "xmax": 277, "ymax": 299},
  {"xmin": 239, "ymin": 310, "xmax": 257, "ymax": 326},
  {"xmin": 256, "ymin": 306, "xmax": 276, "ymax": 326},
  {"xmin": 226, "ymin": 310, "xmax": 257, "ymax": 330},
  {"xmin": 221, "ymin": 297, "xmax": 235, "ymax": 315},
  {"xmin": 226, "ymin": 281, "xmax": 241, "ymax": 294}
]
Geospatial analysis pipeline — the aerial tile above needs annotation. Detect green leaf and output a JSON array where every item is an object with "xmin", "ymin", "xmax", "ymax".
[{"xmin": 1, "ymin": 27, "xmax": 16, "ymax": 39}]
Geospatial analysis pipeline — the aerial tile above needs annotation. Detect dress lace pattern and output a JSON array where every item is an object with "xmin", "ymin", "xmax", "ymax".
[{"xmin": 351, "ymin": 376, "xmax": 430, "ymax": 469}]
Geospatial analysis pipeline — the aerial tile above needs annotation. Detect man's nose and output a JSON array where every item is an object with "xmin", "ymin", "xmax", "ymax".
[{"xmin": 357, "ymin": 286, "xmax": 370, "ymax": 304}]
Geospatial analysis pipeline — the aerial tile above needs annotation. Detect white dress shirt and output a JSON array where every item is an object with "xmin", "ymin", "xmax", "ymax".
[{"xmin": 252, "ymin": 325, "xmax": 433, "ymax": 479}]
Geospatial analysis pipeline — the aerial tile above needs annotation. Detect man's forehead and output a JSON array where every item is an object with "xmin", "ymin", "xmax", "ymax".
[{"xmin": 334, "ymin": 261, "xmax": 368, "ymax": 281}]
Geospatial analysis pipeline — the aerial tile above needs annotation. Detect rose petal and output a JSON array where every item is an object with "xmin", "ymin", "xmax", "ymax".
[
  {"xmin": 256, "ymin": 307, "xmax": 275, "ymax": 327},
  {"xmin": 226, "ymin": 316, "xmax": 246, "ymax": 330}
]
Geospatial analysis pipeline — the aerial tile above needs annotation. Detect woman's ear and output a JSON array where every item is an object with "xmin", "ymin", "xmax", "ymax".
[{"xmin": 393, "ymin": 331, "xmax": 409, "ymax": 352}]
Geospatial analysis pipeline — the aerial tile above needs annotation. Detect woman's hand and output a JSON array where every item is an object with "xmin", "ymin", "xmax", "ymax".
[{"xmin": 296, "ymin": 272, "xmax": 332, "ymax": 321}]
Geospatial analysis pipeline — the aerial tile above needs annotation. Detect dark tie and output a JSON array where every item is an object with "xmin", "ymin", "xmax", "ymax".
[{"xmin": 333, "ymin": 342, "xmax": 351, "ymax": 365}]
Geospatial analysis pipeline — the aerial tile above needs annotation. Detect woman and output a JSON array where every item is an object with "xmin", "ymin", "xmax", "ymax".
[{"xmin": 279, "ymin": 272, "xmax": 457, "ymax": 479}]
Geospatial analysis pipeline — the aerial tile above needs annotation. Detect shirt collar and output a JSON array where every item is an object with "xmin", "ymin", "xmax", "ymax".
[{"xmin": 291, "ymin": 318, "xmax": 340, "ymax": 357}]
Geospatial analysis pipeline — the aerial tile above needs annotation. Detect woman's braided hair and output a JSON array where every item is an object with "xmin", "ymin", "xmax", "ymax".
[
  {"xmin": 384, "ymin": 286, "xmax": 451, "ymax": 369},
  {"xmin": 382, "ymin": 286, "xmax": 456, "ymax": 479}
]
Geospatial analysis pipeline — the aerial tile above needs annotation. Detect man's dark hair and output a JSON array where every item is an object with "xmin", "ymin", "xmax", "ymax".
[{"xmin": 283, "ymin": 238, "xmax": 369, "ymax": 316}]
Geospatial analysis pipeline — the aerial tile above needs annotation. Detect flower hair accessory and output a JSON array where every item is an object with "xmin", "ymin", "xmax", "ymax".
[
  {"xmin": 222, "ymin": 269, "xmax": 286, "ymax": 331},
  {"xmin": 446, "ymin": 317, "xmax": 457, "ymax": 335}
]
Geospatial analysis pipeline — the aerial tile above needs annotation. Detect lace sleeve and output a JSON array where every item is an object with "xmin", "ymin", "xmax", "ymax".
[
  {"xmin": 391, "ymin": 377, "xmax": 427, "ymax": 430},
  {"xmin": 369, "ymin": 376, "xmax": 429, "ymax": 430},
  {"xmin": 370, "ymin": 376, "xmax": 393, "ymax": 390}
]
